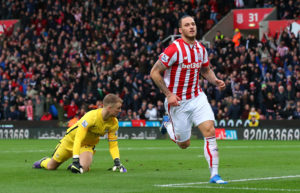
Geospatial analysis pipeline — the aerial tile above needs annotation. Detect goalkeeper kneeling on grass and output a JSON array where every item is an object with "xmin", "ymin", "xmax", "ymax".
[{"xmin": 33, "ymin": 94, "xmax": 127, "ymax": 174}]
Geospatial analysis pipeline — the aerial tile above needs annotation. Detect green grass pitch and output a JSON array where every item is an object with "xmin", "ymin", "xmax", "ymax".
[{"xmin": 1, "ymin": 139, "xmax": 300, "ymax": 193}]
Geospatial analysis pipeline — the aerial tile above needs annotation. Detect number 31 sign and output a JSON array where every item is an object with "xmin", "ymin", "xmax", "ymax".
[{"xmin": 233, "ymin": 8, "xmax": 273, "ymax": 29}]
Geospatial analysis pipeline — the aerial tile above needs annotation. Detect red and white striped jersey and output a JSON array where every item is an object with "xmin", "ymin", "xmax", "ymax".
[{"xmin": 159, "ymin": 38, "xmax": 209, "ymax": 101}]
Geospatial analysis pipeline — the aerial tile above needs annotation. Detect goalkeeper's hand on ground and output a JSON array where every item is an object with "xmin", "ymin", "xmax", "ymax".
[
  {"xmin": 111, "ymin": 158, "xmax": 127, "ymax": 173},
  {"xmin": 70, "ymin": 157, "xmax": 83, "ymax": 174}
]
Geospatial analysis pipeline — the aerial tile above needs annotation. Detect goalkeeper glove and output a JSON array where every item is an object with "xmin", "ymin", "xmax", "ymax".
[
  {"xmin": 112, "ymin": 158, "xmax": 127, "ymax": 173},
  {"xmin": 70, "ymin": 157, "xmax": 83, "ymax": 174}
]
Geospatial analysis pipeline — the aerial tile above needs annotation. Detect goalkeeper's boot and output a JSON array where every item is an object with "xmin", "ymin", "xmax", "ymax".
[
  {"xmin": 159, "ymin": 115, "xmax": 169, "ymax": 135},
  {"xmin": 32, "ymin": 157, "xmax": 48, "ymax": 169},
  {"xmin": 209, "ymin": 175, "xmax": 228, "ymax": 184}
]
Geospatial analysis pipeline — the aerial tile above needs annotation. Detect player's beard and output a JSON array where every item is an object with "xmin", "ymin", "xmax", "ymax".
[{"xmin": 183, "ymin": 30, "xmax": 196, "ymax": 42}]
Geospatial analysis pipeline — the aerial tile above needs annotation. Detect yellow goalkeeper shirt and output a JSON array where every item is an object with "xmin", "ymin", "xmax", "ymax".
[{"xmin": 63, "ymin": 108, "xmax": 120, "ymax": 160}]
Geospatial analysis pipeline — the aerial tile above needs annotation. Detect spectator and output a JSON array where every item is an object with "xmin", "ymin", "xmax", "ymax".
[
  {"xmin": 122, "ymin": 109, "xmax": 134, "ymax": 121},
  {"xmin": 293, "ymin": 106, "xmax": 300, "ymax": 119},
  {"xmin": 286, "ymin": 84, "xmax": 295, "ymax": 101},
  {"xmin": 26, "ymin": 85, "xmax": 38, "ymax": 99},
  {"xmin": 232, "ymin": 83, "xmax": 243, "ymax": 99},
  {"xmin": 16, "ymin": 95, "xmax": 26, "ymax": 120},
  {"xmin": 132, "ymin": 111, "xmax": 140, "ymax": 120},
  {"xmin": 211, "ymin": 99, "xmax": 218, "ymax": 116},
  {"xmin": 8, "ymin": 105, "xmax": 20, "ymax": 120},
  {"xmin": 145, "ymin": 103, "xmax": 157, "ymax": 120},
  {"xmin": 45, "ymin": 94, "xmax": 54, "ymax": 115},
  {"xmin": 222, "ymin": 106, "xmax": 230, "ymax": 120},
  {"xmin": 248, "ymin": 107, "xmax": 260, "ymax": 120},
  {"xmin": 156, "ymin": 100, "xmax": 165, "ymax": 119},
  {"xmin": 54, "ymin": 99, "xmax": 66, "ymax": 122},
  {"xmin": 68, "ymin": 114, "xmax": 79, "ymax": 127},
  {"xmin": 275, "ymin": 105, "xmax": 285, "ymax": 120},
  {"xmin": 257, "ymin": 109, "xmax": 266, "ymax": 120},
  {"xmin": 139, "ymin": 101, "xmax": 148, "ymax": 120},
  {"xmin": 277, "ymin": 41, "xmax": 289, "ymax": 58},
  {"xmin": 228, "ymin": 98, "xmax": 241, "ymax": 119},
  {"xmin": 264, "ymin": 92, "xmax": 276, "ymax": 120},
  {"xmin": 122, "ymin": 87, "xmax": 134, "ymax": 111},
  {"xmin": 249, "ymin": 116, "xmax": 259, "ymax": 127},
  {"xmin": 209, "ymin": 0, "xmax": 218, "ymax": 24},
  {"xmin": 275, "ymin": 85, "xmax": 287, "ymax": 109},
  {"xmin": 241, "ymin": 104, "xmax": 250, "ymax": 120},
  {"xmin": 64, "ymin": 100, "xmax": 78, "ymax": 119},
  {"xmin": 282, "ymin": 102, "xmax": 294, "ymax": 120},
  {"xmin": 25, "ymin": 99, "xmax": 34, "ymax": 120},
  {"xmin": 40, "ymin": 112, "xmax": 53, "ymax": 121},
  {"xmin": 78, "ymin": 107, "xmax": 86, "ymax": 119},
  {"xmin": 1, "ymin": 100, "xmax": 10, "ymax": 120},
  {"xmin": 232, "ymin": 28, "xmax": 241, "ymax": 47},
  {"xmin": 34, "ymin": 95, "xmax": 45, "ymax": 121},
  {"xmin": 214, "ymin": 31, "xmax": 224, "ymax": 44},
  {"xmin": 248, "ymin": 94, "xmax": 259, "ymax": 109}
]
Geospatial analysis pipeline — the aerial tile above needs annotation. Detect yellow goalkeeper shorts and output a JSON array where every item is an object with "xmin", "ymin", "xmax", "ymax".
[{"xmin": 52, "ymin": 139, "xmax": 95, "ymax": 163}]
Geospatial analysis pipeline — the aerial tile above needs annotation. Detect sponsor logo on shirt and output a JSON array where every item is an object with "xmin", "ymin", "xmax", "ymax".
[
  {"xmin": 82, "ymin": 120, "xmax": 88, "ymax": 128},
  {"xmin": 161, "ymin": 53, "xmax": 169, "ymax": 63},
  {"xmin": 181, "ymin": 62, "xmax": 202, "ymax": 69}
]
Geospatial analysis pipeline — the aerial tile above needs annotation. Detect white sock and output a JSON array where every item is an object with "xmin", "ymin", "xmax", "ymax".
[
  {"xmin": 204, "ymin": 136, "xmax": 219, "ymax": 177},
  {"xmin": 164, "ymin": 121, "xmax": 177, "ymax": 142}
]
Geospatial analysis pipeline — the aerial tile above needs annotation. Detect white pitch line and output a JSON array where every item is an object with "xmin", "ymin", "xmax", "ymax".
[
  {"xmin": 155, "ymin": 175, "xmax": 300, "ymax": 187},
  {"xmin": 0, "ymin": 149, "xmax": 51, "ymax": 153},
  {"xmin": 171, "ymin": 185, "xmax": 300, "ymax": 192},
  {"xmin": 221, "ymin": 145, "xmax": 300, "ymax": 149}
]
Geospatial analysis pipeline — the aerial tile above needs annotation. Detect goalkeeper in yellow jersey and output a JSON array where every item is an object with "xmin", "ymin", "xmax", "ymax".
[{"xmin": 33, "ymin": 94, "xmax": 127, "ymax": 174}]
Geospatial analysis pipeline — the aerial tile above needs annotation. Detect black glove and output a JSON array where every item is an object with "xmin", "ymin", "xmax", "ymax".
[
  {"xmin": 112, "ymin": 158, "xmax": 127, "ymax": 173},
  {"xmin": 70, "ymin": 158, "xmax": 83, "ymax": 174}
]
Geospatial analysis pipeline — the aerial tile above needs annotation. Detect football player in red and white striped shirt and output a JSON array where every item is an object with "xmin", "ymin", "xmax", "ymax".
[{"xmin": 150, "ymin": 15, "xmax": 227, "ymax": 184}]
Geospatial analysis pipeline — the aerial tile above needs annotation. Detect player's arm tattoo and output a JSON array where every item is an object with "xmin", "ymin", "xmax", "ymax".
[
  {"xmin": 150, "ymin": 60, "xmax": 171, "ymax": 97},
  {"xmin": 200, "ymin": 66, "xmax": 217, "ymax": 85}
]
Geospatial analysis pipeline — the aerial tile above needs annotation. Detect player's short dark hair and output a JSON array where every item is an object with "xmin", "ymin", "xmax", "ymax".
[
  {"xmin": 178, "ymin": 15, "xmax": 193, "ymax": 28},
  {"xmin": 103, "ymin": 94, "xmax": 123, "ymax": 107}
]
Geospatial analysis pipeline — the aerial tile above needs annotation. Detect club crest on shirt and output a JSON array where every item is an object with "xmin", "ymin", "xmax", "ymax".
[
  {"xmin": 161, "ymin": 53, "xmax": 169, "ymax": 63},
  {"xmin": 82, "ymin": 120, "xmax": 88, "ymax": 128},
  {"xmin": 198, "ymin": 55, "xmax": 202, "ymax": 61}
]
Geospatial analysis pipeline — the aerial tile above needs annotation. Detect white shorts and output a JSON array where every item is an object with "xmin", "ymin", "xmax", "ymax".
[{"xmin": 164, "ymin": 92, "xmax": 215, "ymax": 142}]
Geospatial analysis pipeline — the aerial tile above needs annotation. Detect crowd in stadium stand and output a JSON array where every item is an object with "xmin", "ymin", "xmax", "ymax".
[{"xmin": 0, "ymin": 0, "xmax": 299, "ymax": 123}]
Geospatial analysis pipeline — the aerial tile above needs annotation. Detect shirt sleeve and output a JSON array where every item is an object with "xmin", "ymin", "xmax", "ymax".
[
  {"xmin": 73, "ymin": 125, "xmax": 88, "ymax": 156},
  {"xmin": 108, "ymin": 122, "xmax": 120, "ymax": 160},
  {"xmin": 73, "ymin": 113, "xmax": 94, "ymax": 157},
  {"xmin": 159, "ymin": 43, "xmax": 178, "ymax": 67}
]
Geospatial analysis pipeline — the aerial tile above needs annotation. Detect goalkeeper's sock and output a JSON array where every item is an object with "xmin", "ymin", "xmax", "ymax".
[
  {"xmin": 164, "ymin": 121, "xmax": 177, "ymax": 142},
  {"xmin": 41, "ymin": 158, "xmax": 51, "ymax": 169},
  {"xmin": 204, "ymin": 136, "xmax": 219, "ymax": 177}
]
